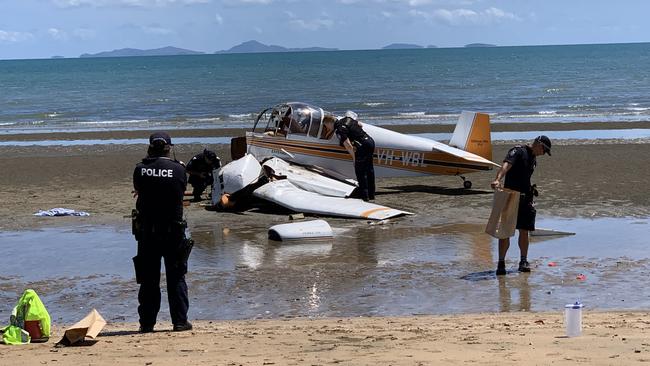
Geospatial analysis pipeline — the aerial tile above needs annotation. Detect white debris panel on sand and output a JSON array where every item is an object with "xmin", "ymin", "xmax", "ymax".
[{"xmin": 268, "ymin": 219, "xmax": 333, "ymax": 241}]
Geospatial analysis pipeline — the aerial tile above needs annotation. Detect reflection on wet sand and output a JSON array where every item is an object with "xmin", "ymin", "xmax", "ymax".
[
  {"xmin": 1, "ymin": 217, "xmax": 649, "ymax": 323},
  {"xmin": 498, "ymin": 275, "xmax": 531, "ymax": 312},
  {"xmin": 192, "ymin": 222, "xmax": 494, "ymax": 269}
]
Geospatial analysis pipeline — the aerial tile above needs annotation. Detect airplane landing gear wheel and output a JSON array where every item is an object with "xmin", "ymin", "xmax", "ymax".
[{"xmin": 460, "ymin": 176, "xmax": 472, "ymax": 189}]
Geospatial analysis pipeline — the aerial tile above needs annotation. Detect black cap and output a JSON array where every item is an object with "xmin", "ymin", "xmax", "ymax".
[
  {"xmin": 204, "ymin": 149, "xmax": 217, "ymax": 161},
  {"xmin": 149, "ymin": 131, "xmax": 173, "ymax": 146},
  {"xmin": 534, "ymin": 135, "xmax": 552, "ymax": 156}
]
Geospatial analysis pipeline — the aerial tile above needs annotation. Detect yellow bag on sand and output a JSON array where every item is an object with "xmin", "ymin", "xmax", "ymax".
[
  {"xmin": 1, "ymin": 289, "xmax": 51, "ymax": 345},
  {"xmin": 485, "ymin": 188, "xmax": 520, "ymax": 239}
]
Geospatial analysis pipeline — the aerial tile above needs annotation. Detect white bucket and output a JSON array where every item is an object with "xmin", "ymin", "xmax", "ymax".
[{"xmin": 564, "ymin": 302, "xmax": 584, "ymax": 337}]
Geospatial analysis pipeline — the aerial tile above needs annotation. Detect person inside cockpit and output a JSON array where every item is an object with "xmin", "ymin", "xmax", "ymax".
[{"xmin": 321, "ymin": 115, "xmax": 337, "ymax": 140}]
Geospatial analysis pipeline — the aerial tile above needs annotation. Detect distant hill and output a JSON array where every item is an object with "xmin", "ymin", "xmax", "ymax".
[
  {"xmin": 426, "ymin": 45, "xmax": 438, "ymax": 48},
  {"xmin": 464, "ymin": 43, "xmax": 497, "ymax": 48},
  {"xmin": 51, "ymin": 56, "xmax": 65, "ymax": 59},
  {"xmin": 80, "ymin": 46, "xmax": 204, "ymax": 58},
  {"xmin": 382, "ymin": 43, "xmax": 424, "ymax": 50},
  {"xmin": 216, "ymin": 40, "xmax": 338, "ymax": 54}
]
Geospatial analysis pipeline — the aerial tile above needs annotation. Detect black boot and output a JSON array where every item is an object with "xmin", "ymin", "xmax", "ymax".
[{"xmin": 496, "ymin": 261, "xmax": 506, "ymax": 276}]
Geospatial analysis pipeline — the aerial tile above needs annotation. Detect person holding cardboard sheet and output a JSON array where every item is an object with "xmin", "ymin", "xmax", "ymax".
[
  {"xmin": 491, "ymin": 135, "xmax": 552, "ymax": 275},
  {"xmin": 132, "ymin": 132, "xmax": 193, "ymax": 333}
]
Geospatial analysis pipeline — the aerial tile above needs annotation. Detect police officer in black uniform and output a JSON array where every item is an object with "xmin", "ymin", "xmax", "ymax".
[
  {"xmin": 132, "ymin": 132, "xmax": 193, "ymax": 333},
  {"xmin": 335, "ymin": 111, "xmax": 376, "ymax": 201},
  {"xmin": 186, "ymin": 149, "xmax": 221, "ymax": 201},
  {"xmin": 491, "ymin": 135, "xmax": 552, "ymax": 276}
]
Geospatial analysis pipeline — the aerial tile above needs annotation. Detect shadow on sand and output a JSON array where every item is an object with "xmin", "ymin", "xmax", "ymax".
[
  {"xmin": 383, "ymin": 184, "xmax": 493, "ymax": 196},
  {"xmin": 460, "ymin": 269, "xmax": 518, "ymax": 281},
  {"xmin": 98, "ymin": 330, "xmax": 142, "ymax": 337}
]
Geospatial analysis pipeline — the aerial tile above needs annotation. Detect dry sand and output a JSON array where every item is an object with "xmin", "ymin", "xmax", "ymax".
[
  {"xmin": 1, "ymin": 125, "xmax": 650, "ymax": 364},
  {"xmin": 3, "ymin": 312, "xmax": 650, "ymax": 365}
]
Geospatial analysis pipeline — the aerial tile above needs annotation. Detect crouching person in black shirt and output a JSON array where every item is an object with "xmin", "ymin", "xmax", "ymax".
[
  {"xmin": 335, "ymin": 111, "xmax": 376, "ymax": 201},
  {"xmin": 186, "ymin": 149, "xmax": 221, "ymax": 202},
  {"xmin": 132, "ymin": 132, "xmax": 193, "ymax": 333}
]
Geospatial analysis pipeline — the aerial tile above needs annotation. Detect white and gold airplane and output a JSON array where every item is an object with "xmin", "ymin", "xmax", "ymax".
[{"xmin": 238, "ymin": 102, "xmax": 498, "ymax": 189}]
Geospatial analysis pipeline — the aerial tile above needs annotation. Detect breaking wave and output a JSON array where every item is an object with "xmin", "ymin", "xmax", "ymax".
[{"xmin": 397, "ymin": 112, "xmax": 427, "ymax": 117}]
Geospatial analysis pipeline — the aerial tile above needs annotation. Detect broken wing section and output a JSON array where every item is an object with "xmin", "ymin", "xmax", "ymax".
[
  {"xmin": 261, "ymin": 157, "xmax": 355, "ymax": 198},
  {"xmin": 253, "ymin": 179, "xmax": 411, "ymax": 220}
]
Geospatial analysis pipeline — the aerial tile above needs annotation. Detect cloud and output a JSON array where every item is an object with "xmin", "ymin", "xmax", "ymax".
[
  {"xmin": 410, "ymin": 7, "xmax": 521, "ymax": 25},
  {"xmin": 406, "ymin": 0, "xmax": 433, "ymax": 5},
  {"xmin": 215, "ymin": 12, "xmax": 224, "ymax": 25},
  {"xmin": 0, "ymin": 30, "xmax": 34, "ymax": 43},
  {"xmin": 336, "ymin": 0, "xmax": 483, "ymax": 6},
  {"xmin": 53, "ymin": 0, "xmax": 92, "ymax": 6},
  {"xmin": 48, "ymin": 28, "xmax": 68, "ymax": 41},
  {"xmin": 47, "ymin": 27, "xmax": 96, "ymax": 41},
  {"xmin": 72, "ymin": 28, "xmax": 96, "ymax": 40},
  {"xmin": 53, "ymin": 0, "xmax": 210, "ymax": 8},
  {"xmin": 289, "ymin": 18, "xmax": 334, "ymax": 31},
  {"xmin": 221, "ymin": 0, "xmax": 273, "ymax": 5},
  {"xmin": 281, "ymin": 9, "xmax": 333, "ymax": 31},
  {"xmin": 141, "ymin": 25, "xmax": 176, "ymax": 35}
]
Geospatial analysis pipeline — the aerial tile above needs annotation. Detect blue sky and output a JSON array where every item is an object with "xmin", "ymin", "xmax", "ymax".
[{"xmin": 1, "ymin": 0, "xmax": 649, "ymax": 59}]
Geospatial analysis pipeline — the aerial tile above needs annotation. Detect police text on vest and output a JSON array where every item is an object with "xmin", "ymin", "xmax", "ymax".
[{"xmin": 141, "ymin": 168, "xmax": 174, "ymax": 177}]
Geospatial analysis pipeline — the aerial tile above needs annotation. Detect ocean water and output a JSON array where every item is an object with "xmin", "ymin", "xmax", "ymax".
[{"xmin": 2, "ymin": 42, "xmax": 650, "ymax": 134}]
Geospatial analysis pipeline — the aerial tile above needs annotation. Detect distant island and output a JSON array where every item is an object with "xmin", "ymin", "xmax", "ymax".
[
  {"xmin": 215, "ymin": 40, "xmax": 338, "ymax": 54},
  {"xmin": 75, "ymin": 42, "xmax": 497, "ymax": 59},
  {"xmin": 464, "ymin": 43, "xmax": 497, "ymax": 48},
  {"xmin": 80, "ymin": 46, "xmax": 204, "ymax": 58},
  {"xmin": 51, "ymin": 56, "xmax": 65, "ymax": 59},
  {"xmin": 382, "ymin": 43, "xmax": 424, "ymax": 50}
]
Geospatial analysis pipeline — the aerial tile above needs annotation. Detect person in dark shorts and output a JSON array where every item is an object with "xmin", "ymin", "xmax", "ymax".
[
  {"xmin": 490, "ymin": 135, "xmax": 552, "ymax": 275},
  {"xmin": 186, "ymin": 149, "xmax": 221, "ymax": 201},
  {"xmin": 132, "ymin": 132, "xmax": 193, "ymax": 333},
  {"xmin": 334, "ymin": 111, "xmax": 376, "ymax": 201}
]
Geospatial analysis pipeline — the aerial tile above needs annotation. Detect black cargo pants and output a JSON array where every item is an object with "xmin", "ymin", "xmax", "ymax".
[
  {"xmin": 354, "ymin": 136, "xmax": 376, "ymax": 201},
  {"xmin": 134, "ymin": 227, "xmax": 189, "ymax": 328}
]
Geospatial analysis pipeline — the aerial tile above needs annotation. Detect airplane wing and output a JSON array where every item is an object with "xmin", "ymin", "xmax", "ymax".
[
  {"xmin": 253, "ymin": 179, "xmax": 412, "ymax": 220},
  {"xmin": 261, "ymin": 157, "xmax": 355, "ymax": 197}
]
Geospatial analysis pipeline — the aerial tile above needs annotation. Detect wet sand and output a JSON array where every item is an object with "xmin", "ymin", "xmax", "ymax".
[
  {"xmin": 0, "ymin": 135, "xmax": 648, "ymax": 231},
  {"xmin": 1, "ymin": 124, "xmax": 649, "ymax": 363}
]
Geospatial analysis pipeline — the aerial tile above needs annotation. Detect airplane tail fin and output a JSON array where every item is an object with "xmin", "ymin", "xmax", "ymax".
[{"xmin": 448, "ymin": 111, "xmax": 492, "ymax": 161}]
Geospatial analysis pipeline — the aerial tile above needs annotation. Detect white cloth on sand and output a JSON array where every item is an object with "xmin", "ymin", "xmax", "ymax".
[{"xmin": 34, "ymin": 208, "xmax": 90, "ymax": 217}]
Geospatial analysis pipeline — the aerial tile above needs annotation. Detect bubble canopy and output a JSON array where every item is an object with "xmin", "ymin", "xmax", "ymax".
[{"xmin": 253, "ymin": 102, "xmax": 337, "ymax": 139}]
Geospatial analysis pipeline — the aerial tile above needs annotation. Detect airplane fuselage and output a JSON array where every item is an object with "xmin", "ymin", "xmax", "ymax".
[{"xmin": 246, "ymin": 123, "xmax": 495, "ymax": 180}]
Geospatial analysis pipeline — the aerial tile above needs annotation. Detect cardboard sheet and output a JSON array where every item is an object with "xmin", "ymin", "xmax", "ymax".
[{"xmin": 58, "ymin": 309, "xmax": 106, "ymax": 346}]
